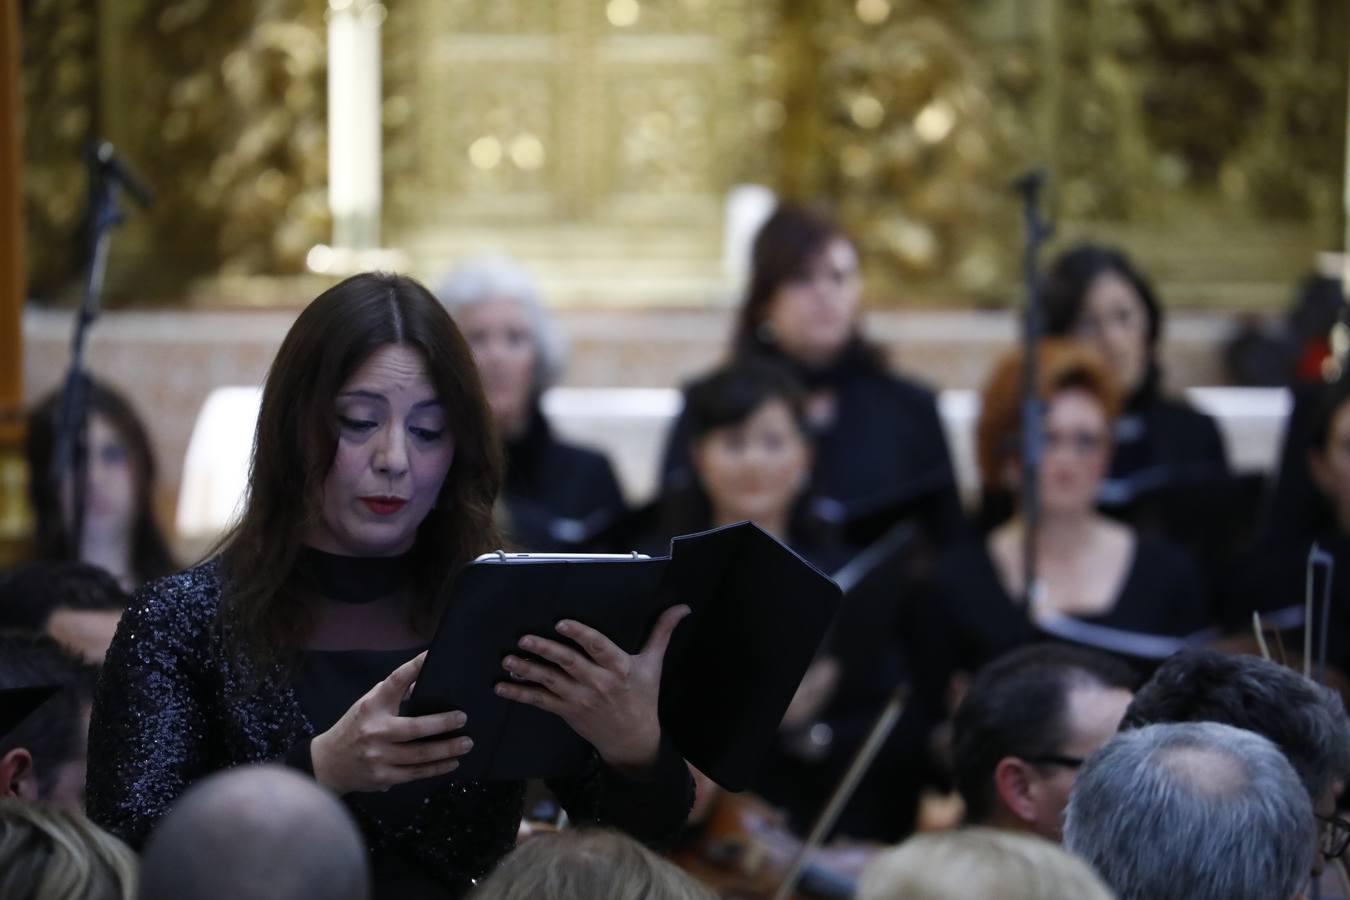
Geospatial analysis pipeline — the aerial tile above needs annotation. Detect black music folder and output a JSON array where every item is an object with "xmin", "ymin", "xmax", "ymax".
[{"xmin": 406, "ymin": 521, "xmax": 842, "ymax": 790}]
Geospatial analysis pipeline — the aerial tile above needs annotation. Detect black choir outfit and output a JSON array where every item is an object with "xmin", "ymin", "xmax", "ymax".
[
  {"xmin": 500, "ymin": 406, "xmax": 627, "ymax": 551},
  {"xmin": 87, "ymin": 551, "xmax": 693, "ymax": 900},
  {"xmin": 907, "ymin": 534, "xmax": 1214, "ymax": 723}
]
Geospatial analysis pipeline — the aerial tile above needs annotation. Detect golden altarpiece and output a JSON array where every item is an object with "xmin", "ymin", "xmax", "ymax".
[{"xmin": 17, "ymin": 0, "xmax": 1350, "ymax": 309}]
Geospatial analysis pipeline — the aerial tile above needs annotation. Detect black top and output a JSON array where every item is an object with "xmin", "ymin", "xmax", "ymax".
[
  {"xmin": 1101, "ymin": 386, "xmax": 1231, "ymax": 504},
  {"xmin": 86, "ymin": 555, "xmax": 694, "ymax": 899},
  {"xmin": 659, "ymin": 345, "xmax": 965, "ymax": 545},
  {"xmin": 1220, "ymin": 529, "xmax": 1350, "ymax": 677},
  {"xmin": 908, "ymin": 534, "xmax": 1213, "ymax": 718},
  {"xmin": 501, "ymin": 407, "xmax": 627, "ymax": 551}
]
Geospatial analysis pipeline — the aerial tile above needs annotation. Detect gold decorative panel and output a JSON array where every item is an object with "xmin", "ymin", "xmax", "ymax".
[{"xmin": 17, "ymin": 0, "xmax": 1349, "ymax": 309}]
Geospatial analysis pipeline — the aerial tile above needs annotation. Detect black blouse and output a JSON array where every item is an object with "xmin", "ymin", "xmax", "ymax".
[
  {"xmin": 86, "ymin": 555, "xmax": 694, "ymax": 899},
  {"xmin": 908, "ymin": 534, "xmax": 1214, "ymax": 718},
  {"xmin": 501, "ymin": 407, "xmax": 627, "ymax": 551}
]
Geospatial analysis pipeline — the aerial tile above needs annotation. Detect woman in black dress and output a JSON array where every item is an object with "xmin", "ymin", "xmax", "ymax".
[
  {"xmin": 437, "ymin": 257, "xmax": 626, "ymax": 550},
  {"xmin": 660, "ymin": 204, "xmax": 962, "ymax": 543},
  {"xmin": 1041, "ymin": 243, "xmax": 1231, "ymax": 508},
  {"xmin": 911, "ymin": 340, "xmax": 1212, "ymax": 722},
  {"xmin": 26, "ymin": 377, "xmax": 177, "ymax": 591},
  {"xmin": 86, "ymin": 274, "xmax": 693, "ymax": 899}
]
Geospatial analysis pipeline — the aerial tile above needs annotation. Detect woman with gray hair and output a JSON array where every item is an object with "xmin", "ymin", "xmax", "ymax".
[{"xmin": 438, "ymin": 256, "xmax": 627, "ymax": 550}]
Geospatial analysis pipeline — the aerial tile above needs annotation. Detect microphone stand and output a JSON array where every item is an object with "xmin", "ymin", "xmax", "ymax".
[
  {"xmin": 1013, "ymin": 170, "xmax": 1054, "ymax": 610},
  {"xmin": 51, "ymin": 141, "xmax": 153, "ymax": 560}
]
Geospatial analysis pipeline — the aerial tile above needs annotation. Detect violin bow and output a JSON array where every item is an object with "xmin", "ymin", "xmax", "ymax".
[{"xmin": 770, "ymin": 685, "xmax": 909, "ymax": 900}]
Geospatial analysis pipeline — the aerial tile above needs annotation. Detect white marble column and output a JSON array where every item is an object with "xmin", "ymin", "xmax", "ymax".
[{"xmin": 327, "ymin": 0, "xmax": 385, "ymax": 251}]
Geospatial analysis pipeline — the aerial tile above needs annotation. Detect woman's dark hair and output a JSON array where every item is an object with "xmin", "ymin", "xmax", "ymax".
[
  {"xmin": 218, "ymin": 272, "xmax": 503, "ymax": 661},
  {"xmin": 658, "ymin": 360, "xmax": 816, "ymax": 538},
  {"xmin": 683, "ymin": 359, "xmax": 811, "ymax": 442},
  {"xmin": 1043, "ymin": 243, "xmax": 1163, "ymax": 350},
  {"xmin": 731, "ymin": 203, "xmax": 882, "ymax": 371},
  {"xmin": 26, "ymin": 378, "xmax": 177, "ymax": 585},
  {"xmin": 1308, "ymin": 376, "xmax": 1350, "ymax": 453}
]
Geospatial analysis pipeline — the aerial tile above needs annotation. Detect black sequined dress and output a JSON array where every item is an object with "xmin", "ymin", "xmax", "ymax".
[{"xmin": 86, "ymin": 550, "xmax": 694, "ymax": 899}]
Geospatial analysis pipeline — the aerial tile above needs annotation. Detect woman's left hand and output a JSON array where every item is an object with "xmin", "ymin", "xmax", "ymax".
[{"xmin": 497, "ymin": 604, "xmax": 692, "ymax": 774}]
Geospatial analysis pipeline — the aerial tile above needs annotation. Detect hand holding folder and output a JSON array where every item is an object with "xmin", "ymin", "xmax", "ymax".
[{"xmin": 406, "ymin": 522, "xmax": 842, "ymax": 790}]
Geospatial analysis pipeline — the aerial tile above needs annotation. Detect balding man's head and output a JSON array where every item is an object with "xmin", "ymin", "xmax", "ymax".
[
  {"xmin": 139, "ymin": 765, "xmax": 369, "ymax": 900},
  {"xmin": 1065, "ymin": 722, "xmax": 1314, "ymax": 900}
]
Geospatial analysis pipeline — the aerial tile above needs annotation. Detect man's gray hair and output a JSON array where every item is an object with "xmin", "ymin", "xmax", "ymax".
[
  {"xmin": 435, "ymin": 255, "xmax": 567, "ymax": 391},
  {"xmin": 1064, "ymin": 721, "xmax": 1314, "ymax": 900}
]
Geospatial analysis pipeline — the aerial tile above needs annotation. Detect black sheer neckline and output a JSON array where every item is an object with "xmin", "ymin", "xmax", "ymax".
[{"xmin": 296, "ymin": 545, "xmax": 414, "ymax": 605}]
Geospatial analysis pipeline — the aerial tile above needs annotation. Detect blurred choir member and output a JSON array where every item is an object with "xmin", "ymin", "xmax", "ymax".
[
  {"xmin": 1042, "ymin": 244, "xmax": 1230, "ymax": 501},
  {"xmin": 438, "ymin": 257, "xmax": 626, "ymax": 550},
  {"xmin": 1224, "ymin": 377, "xmax": 1350, "ymax": 676},
  {"xmin": 909, "ymin": 340, "xmax": 1211, "ymax": 728},
  {"xmin": 661, "ymin": 203, "xmax": 963, "ymax": 543},
  {"xmin": 26, "ymin": 378, "xmax": 177, "ymax": 590}
]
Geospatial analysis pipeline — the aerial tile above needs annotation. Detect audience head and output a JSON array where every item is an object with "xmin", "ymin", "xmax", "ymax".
[
  {"xmin": 26, "ymin": 377, "xmax": 175, "ymax": 589},
  {"xmin": 857, "ymin": 827, "xmax": 1115, "ymax": 900},
  {"xmin": 682, "ymin": 360, "xmax": 814, "ymax": 532},
  {"xmin": 1307, "ymin": 376, "xmax": 1350, "ymax": 532},
  {"xmin": 952, "ymin": 643, "xmax": 1138, "ymax": 840},
  {"xmin": 138, "ymin": 765, "xmax": 368, "ymax": 900},
  {"xmin": 733, "ymin": 203, "xmax": 863, "ymax": 369},
  {"xmin": 437, "ymin": 256, "xmax": 567, "ymax": 439},
  {"xmin": 0, "ymin": 633, "xmax": 95, "ymax": 808},
  {"xmin": 0, "ymin": 799, "xmax": 138, "ymax": 900},
  {"xmin": 470, "ymin": 828, "xmax": 716, "ymax": 900},
  {"xmin": 1043, "ymin": 243, "xmax": 1161, "ymax": 396},
  {"xmin": 0, "ymin": 562, "xmax": 129, "ymax": 663},
  {"xmin": 977, "ymin": 339, "xmax": 1122, "ymax": 512},
  {"xmin": 1065, "ymin": 721, "xmax": 1314, "ymax": 900},
  {"xmin": 1121, "ymin": 649, "xmax": 1350, "ymax": 871},
  {"xmin": 221, "ymin": 271, "xmax": 502, "ymax": 660}
]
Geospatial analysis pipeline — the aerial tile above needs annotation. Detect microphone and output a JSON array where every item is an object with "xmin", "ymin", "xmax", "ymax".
[{"xmin": 87, "ymin": 140, "xmax": 155, "ymax": 209}]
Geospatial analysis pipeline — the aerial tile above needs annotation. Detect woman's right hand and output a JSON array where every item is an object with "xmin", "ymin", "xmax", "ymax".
[{"xmin": 310, "ymin": 651, "xmax": 472, "ymax": 794}]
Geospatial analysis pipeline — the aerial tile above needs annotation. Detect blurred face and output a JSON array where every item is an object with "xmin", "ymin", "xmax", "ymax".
[
  {"xmin": 764, "ymin": 237, "xmax": 861, "ymax": 367},
  {"xmin": 692, "ymin": 398, "xmax": 812, "ymax": 529},
  {"xmin": 1310, "ymin": 402, "xmax": 1350, "ymax": 533},
  {"xmin": 1027, "ymin": 684, "xmax": 1133, "ymax": 840},
  {"xmin": 457, "ymin": 298, "xmax": 537, "ymax": 436},
  {"xmin": 62, "ymin": 413, "xmax": 138, "ymax": 545},
  {"xmin": 305, "ymin": 344, "xmax": 456, "ymax": 558},
  {"xmin": 1039, "ymin": 389, "xmax": 1112, "ymax": 517},
  {"xmin": 1073, "ymin": 272, "xmax": 1151, "ymax": 394},
  {"xmin": 46, "ymin": 609, "xmax": 122, "ymax": 664}
]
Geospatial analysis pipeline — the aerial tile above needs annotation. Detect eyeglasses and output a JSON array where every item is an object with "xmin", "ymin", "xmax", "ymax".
[
  {"xmin": 1026, "ymin": 754, "xmax": 1087, "ymax": 771},
  {"xmin": 1318, "ymin": 813, "xmax": 1350, "ymax": 860},
  {"xmin": 1042, "ymin": 430, "xmax": 1107, "ymax": 456}
]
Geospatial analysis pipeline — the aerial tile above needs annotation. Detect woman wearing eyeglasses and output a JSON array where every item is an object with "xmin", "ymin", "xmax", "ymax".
[
  {"xmin": 907, "ymin": 341, "xmax": 1213, "ymax": 730},
  {"xmin": 1042, "ymin": 243, "xmax": 1231, "ymax": 501}
]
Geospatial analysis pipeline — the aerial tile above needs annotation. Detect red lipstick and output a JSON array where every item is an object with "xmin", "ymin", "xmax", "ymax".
[{"xmin": 361, "ymin": 497, "xmax": 407, "ymax": 516}]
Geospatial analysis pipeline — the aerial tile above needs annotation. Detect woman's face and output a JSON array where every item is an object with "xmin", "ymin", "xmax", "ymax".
[
  {"xmin": 692, "ymin": 398, "xmax": 812, "ymax": 527},
  {"xmin": 1311, "ymin": 401, "xmax": 1350, "ymax": 532},
  {"xmin": 307, "ymin": 344, "xmax": 456, "ymax": 557},
  {"xmin": 764, "ymin": 237, "xmax": 861, "ymax": 368},
  {"xmin": 64, "ymin": 412, "xmax": 138, "ymax": 544},
  {"xmin": 457, "ymin": 298, "xmax": 536, "ymax": 435},
  {"xmin": 1074, "ymin": 272, "xmax": 1151, "ymax": 395},
  {"xmin": 1038, "ymin": 388, "xmax": 1111, "ymax": 516}
]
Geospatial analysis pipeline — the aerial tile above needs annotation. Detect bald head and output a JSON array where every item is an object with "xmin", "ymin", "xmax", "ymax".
[{"xmin": 139, "ymin": 765, "xmax": 369, "ymax": 900}]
